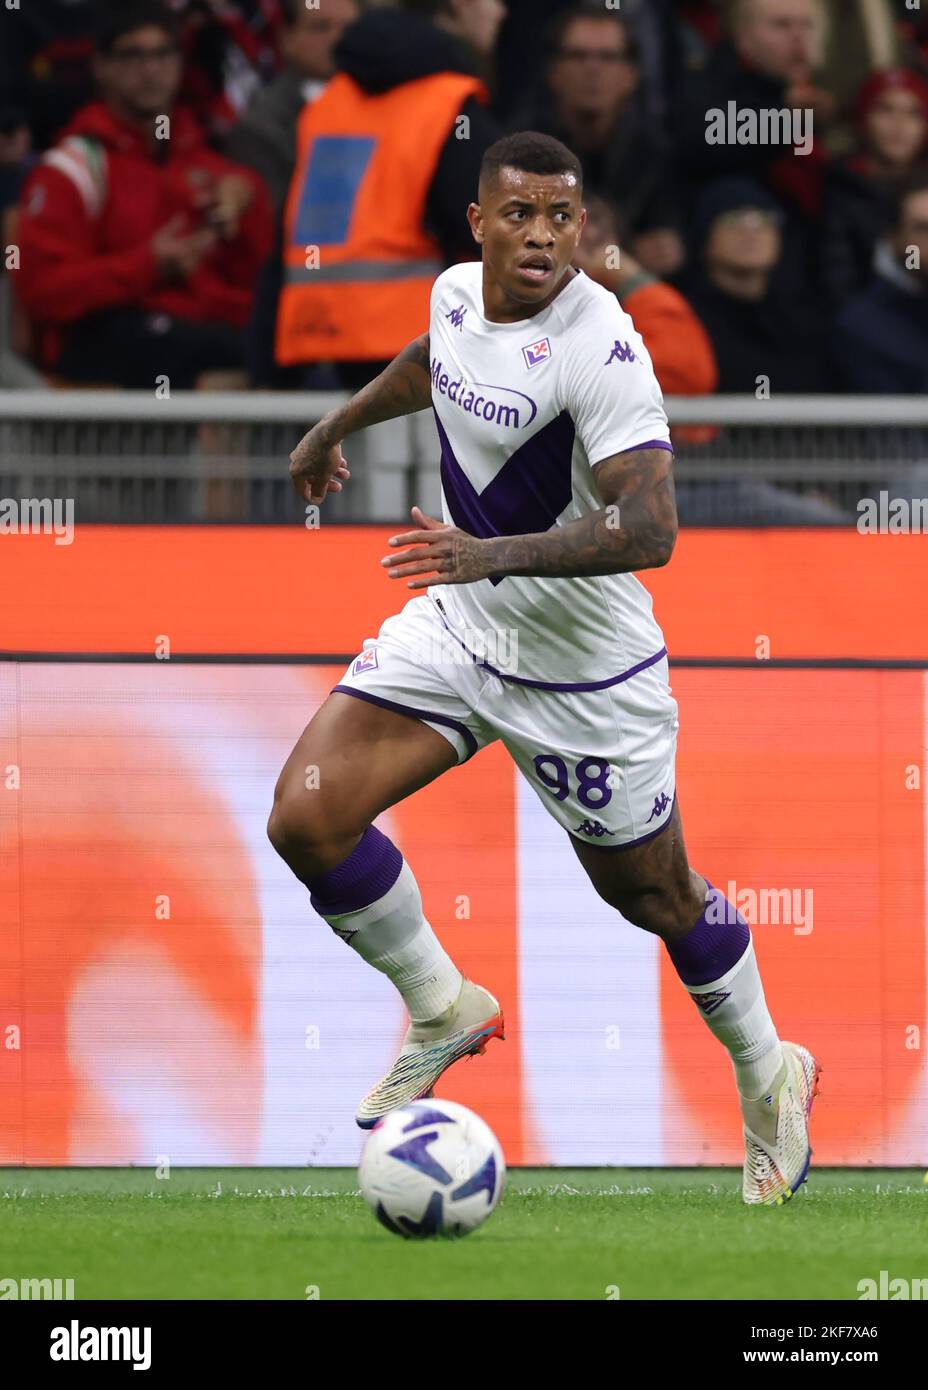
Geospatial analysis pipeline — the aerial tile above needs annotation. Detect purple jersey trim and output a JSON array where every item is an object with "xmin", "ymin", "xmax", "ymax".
[
  {"xmin": 432, "ymin": 604, "xmax": 667, "ymax": 691},
  {"xmin": 568, "ymin": 792, "xmax": 677, "ymax": 852},
  {"xmin": 332, "ymin": 684, "xmax": 479, "ymax": 761},
  {"xmin": 622, "ymin": 439, "xmax": 674, "ymax": 454}
]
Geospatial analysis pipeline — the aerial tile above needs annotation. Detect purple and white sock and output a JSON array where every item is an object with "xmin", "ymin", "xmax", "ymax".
[
  {"xmin": 667, "ymin": 880, "xmax": 784, "ymax": 1099},
  {"xmin": 307, "ymin": 825, "xmax": 463, "ymax": 1023}
]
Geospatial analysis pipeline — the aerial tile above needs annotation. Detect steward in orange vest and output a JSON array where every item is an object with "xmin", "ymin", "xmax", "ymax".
[{"xmin": 276, "ymin": 7, "xmax": 494, "ymax": 366}]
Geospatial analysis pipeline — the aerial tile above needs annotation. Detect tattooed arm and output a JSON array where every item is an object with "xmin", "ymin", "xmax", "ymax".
[
  {"xmin": 382, "ymin": 447, "xmax": 677, "ymax": 588},
  {"xmin": 484, "ymin": 446, "xmax": 677, "ymax": 577},
  {"xmin": 289, "ymin": 333, "xmax": 431, "ymax": 502}
]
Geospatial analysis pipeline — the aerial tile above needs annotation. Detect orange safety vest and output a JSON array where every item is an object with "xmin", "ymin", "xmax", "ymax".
[{"xmin": 276, "ymin": 70, "xmax": 487, "ymax": 365}]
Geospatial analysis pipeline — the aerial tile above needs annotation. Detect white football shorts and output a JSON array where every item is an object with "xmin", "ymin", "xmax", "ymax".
[{"xmin": 333, "ymin": 594, "xmax": 679, "ymax": 849}]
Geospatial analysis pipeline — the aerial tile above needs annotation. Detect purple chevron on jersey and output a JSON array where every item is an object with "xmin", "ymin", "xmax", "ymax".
[{"xmin": 435, "ymin": 407, "xmax": 576, "ymax": 584}]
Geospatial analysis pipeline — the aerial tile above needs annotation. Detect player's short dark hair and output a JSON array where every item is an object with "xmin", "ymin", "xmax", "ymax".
[
  {"xmin": 480, "ymin": 132, "xmax": 583, "ymax": 194},
  {"xmin": 545, "ymin": 0, "xmax": 640, "ymax": 64},
  {"xmin": 93, "ymin": 0, "xmax": 180, "ymax": 54}
]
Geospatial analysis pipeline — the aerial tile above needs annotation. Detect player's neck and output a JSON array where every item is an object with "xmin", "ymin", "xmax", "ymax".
[{"xmin": 481, "ymin": 266, "xmax": 578, "ymax": 324}]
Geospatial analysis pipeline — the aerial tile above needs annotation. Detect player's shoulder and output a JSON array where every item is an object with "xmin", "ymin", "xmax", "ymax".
[
  {"xmin": 555, "ymin": 270, "xmax": 635, "ymax": 340},
  {"xmin": 555, "ymin": 271, "xmax": 654, "ymax": 380},
  {"xmin": 431, "ymin": 261, "xmax": 481, "ymax": 310}
]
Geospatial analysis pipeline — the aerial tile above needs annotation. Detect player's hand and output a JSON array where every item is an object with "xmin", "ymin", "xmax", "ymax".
[
  {"xmin": 382, "ymin": 507, "xmax": 493, "ymax": 588},
  {"xmin": 289, "ymin": 425, "xmax": 350, "ymax": 504}
]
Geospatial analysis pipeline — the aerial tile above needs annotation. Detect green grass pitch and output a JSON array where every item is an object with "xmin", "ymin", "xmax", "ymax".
[{"xmin": 2, "ymin": 1168, "xmax": 924, "ymax": 1301}]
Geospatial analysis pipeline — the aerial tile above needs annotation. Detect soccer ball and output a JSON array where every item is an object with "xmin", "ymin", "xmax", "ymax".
[{"xmin": 358, "ymin": 1098, "xmax": 505, "ymax": 1238}]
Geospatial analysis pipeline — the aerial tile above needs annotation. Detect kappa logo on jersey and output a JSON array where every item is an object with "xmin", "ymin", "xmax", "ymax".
[
  {"xmin": 604, "ymin": 339, "xmax": 637, "ymax": 366},
  {"xmin": 522, "ymin": 337, "xmax": 552, "ymax": 370},
  {"xmin": 693, "ymin": 989, "xmax": 731, "ymax": 1017},
  {"xmin": 445, "ymin": 304, "xmax": 467, "ymax": 331},
  {"xmin": 353, "ymin": 648, "xmax": 379, "ymax": 676},
  {"xmin": 645, "ymin": 791, "xmax": 672, "ymax": 822}
]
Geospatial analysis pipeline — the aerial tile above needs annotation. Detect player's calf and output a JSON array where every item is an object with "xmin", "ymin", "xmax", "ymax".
[
  {"xmin": 572, "ymin": 802, "xmax": 705, "ymax": 941},
  {"xmin": 266, "ymin": 696, "xmax": 498, "ymax": 1114},
  {"xmin": 589, "ymin": 868, "xmax": 706, "ymax": 941},
  {"xmin": 573, "ymin": 810, "xmax": 816, "ymax": 1198}
]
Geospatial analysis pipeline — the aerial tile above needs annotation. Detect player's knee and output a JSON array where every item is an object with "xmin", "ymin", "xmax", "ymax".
[
  {"xmin": 615, "ymin": 886, "xmax": 676, "ymax": 935},
  {"xmin": 604, "ymin": 868, "xmax": 701, "ymax": 938},
  {"xmin": 266, "ymin": 794, "xmax": 302, "ymax": 861},
  {"xmin": 266, "ymin": 786, "xmax": 349, "ymax": 869}
]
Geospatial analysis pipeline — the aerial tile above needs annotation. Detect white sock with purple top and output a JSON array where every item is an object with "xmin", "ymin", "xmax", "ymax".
[
  {"xmin": 306, "ymin": 825, "xmax": 463, "ymax": 1023},
  {"xmin": 666, "ymin": 880, "xmax": 784, "ymax": 1099}
]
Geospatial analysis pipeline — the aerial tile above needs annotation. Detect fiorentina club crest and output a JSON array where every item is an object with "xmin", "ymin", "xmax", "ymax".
[
  {"xmin": 522, "ymin": 337, "xmax": 552, "ymax": 370},
  {"xmin": 353, "ymin": 648, "xmax": 379, "ymax": 676}
]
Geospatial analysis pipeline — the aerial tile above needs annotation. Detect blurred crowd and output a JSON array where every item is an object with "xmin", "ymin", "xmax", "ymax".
[{"xmin": 2, "ymin": 0, "xmax": 928, "ymax": 396}]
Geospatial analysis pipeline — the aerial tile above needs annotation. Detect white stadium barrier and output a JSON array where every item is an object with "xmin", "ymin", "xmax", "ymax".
[{"xmin": 1, "ymin": 390, "xmax": 926, "ymax": 524}]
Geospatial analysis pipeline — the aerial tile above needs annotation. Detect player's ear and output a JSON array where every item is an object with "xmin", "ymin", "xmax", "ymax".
[{"xmin": 467, "ymin": 201, "xmax": 484, "ymax": 245}]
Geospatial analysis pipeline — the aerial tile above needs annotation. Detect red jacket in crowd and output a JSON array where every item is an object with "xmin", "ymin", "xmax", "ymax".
[{"xmin": 16, "ymin": 100, "xmax": 272, "ymax": 366}]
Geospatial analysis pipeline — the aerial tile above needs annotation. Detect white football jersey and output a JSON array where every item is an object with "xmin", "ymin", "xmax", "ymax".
[{"xmin": 426, "ymin": 261, "xmax": 672, "ymax": 688}]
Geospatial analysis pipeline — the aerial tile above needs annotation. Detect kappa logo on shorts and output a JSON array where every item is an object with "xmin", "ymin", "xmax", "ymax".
[
  {"xmin": 353, "ymin": 648, "xmax": 379, "ymax": 676},
  {"xmin": 522, "ymin": 337, "xmax": 552, "ymax": 369},
  {"xmin": 645, "ymin": 792, "xmax": 672, "ymax": 822},
  {"xmin": 573, "ymin": 819, "xmax": 616, "ymax": 839}
]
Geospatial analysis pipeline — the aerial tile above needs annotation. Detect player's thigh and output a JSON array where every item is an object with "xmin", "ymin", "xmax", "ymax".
[
  {"xmin": 270, "ymin": 596, "xmax": 492, "ymax": 853},
  {"xmin": 270, "ymin": 690, "xmax": 459, "ymax": 849}
]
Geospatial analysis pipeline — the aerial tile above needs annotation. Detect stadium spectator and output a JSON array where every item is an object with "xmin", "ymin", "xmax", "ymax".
[
  {"xmin": 677, "ymin": 0, "xmax": 832, "ymax": 225},
  {"xmin": 571, "ymin": 193, "xmax": 717, "ymax": 397},
  {"xmin": 822, "ymin": 68, "xmax": 928, "ymax": 307},
  {"xmin": 898, "ymin": 4, "xmax": 928, "ymax": 85},
  {"xmin": 833, "ymin": 171, "xmax": 928, "ymax": 394},
  {"xmin": 676, "ymin": 177, "xmax": 834, "ymax": 393},
  {"xmin": 492, "ymin": 0, "xmax": 569, "ymax": 119},
  {"xmin": 674, "ymin": 0, "xmax": 726, "ymax": 60},
  {"xmin": 273, "ymin": 0, "xmax": 503, "ymax": 380},
  {"xmin": 510, "ymin": 2, "xmax": 684, "ymax": 277},
  {"xmin": 0, "ymin": 114, "xmax": 34, "ymax": 218},
  {"xmin": 815, "ymin": 0, "xmax": 901, "ymax": 147},
  {"xmin": 224, "ymin": 0, "xmax": 358, "ymax": 215},
  {"xmin": 175, "ymin": 0, "xmax": 285, "ymax": 142},
  {"xmin": 14, "ymin": 0, "xmax": 272, "ymax": 388},
  {"xmin": 0, "ymin": 0, "xmax": 97, "ymax": 156}
]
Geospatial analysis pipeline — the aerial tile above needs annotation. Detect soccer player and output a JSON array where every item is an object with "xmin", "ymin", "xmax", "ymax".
[{"xmin": 272, "ymin": 132, "xmax": 819, "ymax": 1205}]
